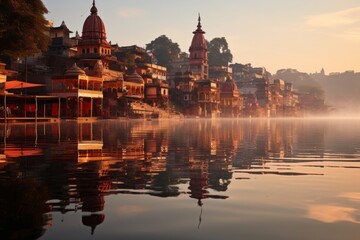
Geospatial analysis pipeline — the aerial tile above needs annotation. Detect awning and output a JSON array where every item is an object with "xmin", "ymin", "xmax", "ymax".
[
  {"xmin": 5, "ymin": 80, "xmax": 44, "ymax": 90},
  {"xmin": 5, "ymin": 148, "xmax": 43, "ymax": 158}
]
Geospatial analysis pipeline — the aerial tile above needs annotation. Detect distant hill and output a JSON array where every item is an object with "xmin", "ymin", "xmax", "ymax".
[
  {"xmin": 274, "ymin": 68, "xmax": 360, "ymax": 113},
  {"xmin": 274, "ymin": 69, "xmax": 324, "ymax": 97},
  {"xmin": 311, "ymin": 71, "xmax": 360, "ymax": 113}
]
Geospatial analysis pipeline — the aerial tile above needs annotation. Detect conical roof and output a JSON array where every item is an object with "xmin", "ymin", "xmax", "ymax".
[
  {"xmin": 65, "ymin": 63, "xmax": 86, "ymax": 76},
  {"xmin": 126, "ymin": 71, "xmax": 144, "ymax": 84},
  {"xmin": 189, "ymin": 14, "xmax": 207, "ymax": 52}
]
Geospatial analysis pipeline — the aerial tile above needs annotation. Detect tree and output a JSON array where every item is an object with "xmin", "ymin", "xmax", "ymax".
[
  {"xmin": 146, "ymin": 35, "xmax": 181, "ymax": 69},
  {"xmin": 0, "ymin": 0, "xmax": 50, "ymax": 60},
  {"xmin": 208, "ymin": 37, "xmax": 233, "ymax": 66}
]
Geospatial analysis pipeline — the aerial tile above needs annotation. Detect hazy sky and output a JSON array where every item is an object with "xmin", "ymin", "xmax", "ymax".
[{"xmin": 43, "ymin": 0, "xmax": 360, "ymax": 74}]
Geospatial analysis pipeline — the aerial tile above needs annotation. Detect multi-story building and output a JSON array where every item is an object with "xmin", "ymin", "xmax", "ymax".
[
  {"xmin": 0, "ymin": 62, "xmax": 7, "ymax": 93},
  {"xmin": 284, "ymin": 82, "xmax": 299, "ymax": 115},
  {"xmin": 170, "ymin": 15, "xmax": 222, "ymax": 117},
  {"xmin": 171, "ymin": 71, "xmax": 197, "ymax": 115},
  {"xmin": 270, "ymin": 79, "xmax": 285, "ymax": 116},
  {"xmin": 48, "ymin": 21, "xmax": 79, "ymax": 57},
  {"xmin": 112, "ymin": 45, "xmax": 169, "ymax": 109},
  {"xmin": 209, "ymin": 65, "xmax": 232, "ymax": 82},
  {"xmin": 220, "ymin": 78, "xmax": 242, "ymax": 117},
  {"xmin": 230, "ymin": 63, "xmax": 272, "ymax": 116},
  {"xmin": 196, "ymin": 80, "xmax": 220, "ymax": 117},
  {"xmin": 52, "ymin": 63, "xmax": 103, "ymax": 118}
]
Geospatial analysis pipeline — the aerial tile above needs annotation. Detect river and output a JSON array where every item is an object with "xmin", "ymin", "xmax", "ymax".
[{"xmin": 0, "ymin": 118, "xmax": 359, "ymax": 240}]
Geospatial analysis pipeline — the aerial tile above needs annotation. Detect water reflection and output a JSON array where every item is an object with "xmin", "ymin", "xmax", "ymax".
[
  {"xmin": 0, "ymin": 179, "xmax": 50, "ymax": 239},
  {"xmin": 308, "ymin": 204, "xmax": 360, "ymax": 224},
  {"xmin": 0, "ymin": 119, "xmax": 360, "ymax": 239}
]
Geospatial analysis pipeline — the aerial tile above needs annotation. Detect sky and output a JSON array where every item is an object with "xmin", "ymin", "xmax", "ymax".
[{"xmin": 43, "ymin": 0, "xmax": 360, "ymax": 74}]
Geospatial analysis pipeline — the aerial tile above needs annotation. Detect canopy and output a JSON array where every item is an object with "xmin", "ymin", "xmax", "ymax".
[
  {"xmin": 5, "ymin": 148, "xmax": 43, "ymax": 158},
  {"xmin": 5, "ymin": 80, "xmax": 44, "ymax": 90}
]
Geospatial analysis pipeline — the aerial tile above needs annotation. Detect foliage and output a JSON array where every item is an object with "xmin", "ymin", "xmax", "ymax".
[
  {"xmin": 0, "ymin": 0, "xmax": 50, "ymax": 60},
  {"xmin": 146, "ymin": 35, "xmax": 181, "ymax": 69},
  {"xmin": 208, "ymin": 37, "xmax": 233, "ymax": 67}
]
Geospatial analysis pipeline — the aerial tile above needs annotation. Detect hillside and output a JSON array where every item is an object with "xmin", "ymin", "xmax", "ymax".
[
  {"xmin": 274, "ymin": 69, "xmax": 324, "ymax": 97},
  {"xmin": 312, "ymin": 71, "xmax": 360, "ymax": 112},
  {"xmin": 274, "ymin": 68, "xmax": 360, "ymax": 113}
]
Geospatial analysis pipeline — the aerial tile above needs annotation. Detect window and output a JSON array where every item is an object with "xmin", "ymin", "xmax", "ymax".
[
  {"xmin": 87, "ymin": 48, "xmax": 90, "ymax": 53},
  {"xmin": 94, "ymin": 48, "xmax": 98, "ymax": 53},
  {"xmin": 199, "ymin": 93, "xmax": 205, "ymax": 100}
]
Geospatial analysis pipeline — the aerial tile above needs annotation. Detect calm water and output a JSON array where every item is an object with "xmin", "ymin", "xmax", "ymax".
[{"xmin": 0, "ymin": 118, "xmax": 359, "ymax": 240}]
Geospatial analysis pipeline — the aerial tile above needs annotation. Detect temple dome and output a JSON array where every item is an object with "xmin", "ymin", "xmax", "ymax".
[
  {"xmin": 126, "ymin": 71, "xmax": 144, "ymax": 84},
  {"xmin": 65, "ymin": 63, "xmax": 86, "ymax": 76},
  {"xmin": 82, "ymin": 214, "xmax": 105, "ymax": 235},
  {"xmin": 80, "ymin": 1, "xmax": 110, "ymax": 47}
]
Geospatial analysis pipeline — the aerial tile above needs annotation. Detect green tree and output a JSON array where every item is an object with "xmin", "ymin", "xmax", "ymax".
[
  {"xmin": 0, "ymin": 0, "xmax": 50, "ymax": 60},
  {"xmin": 146, "ymin": 35, "xmax": 181, "ymax": 69},
  {"xmin": 208, "ymin": 37, "xmax": 233, "ymax": 66}
]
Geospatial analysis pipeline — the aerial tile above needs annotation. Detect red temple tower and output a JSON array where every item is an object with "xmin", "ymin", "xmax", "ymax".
[
  {"xmin": 77, "ymin": 0, "xmax": 111, "ymax": 58},
  {"xmin": 189, "ymin": 14, "xmax": 208, "ymax": 80}
]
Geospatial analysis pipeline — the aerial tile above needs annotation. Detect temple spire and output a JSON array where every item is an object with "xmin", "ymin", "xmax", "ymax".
[
  {"xmin": 197, "ymin": 13, "xmax": 202, "ymax": 29},
  {"xmin": 91, "ymin": 0, "xmax": 97, "ymax": 14},
  {"xmin": 189, "ymin": 13, "xmax": 208, "ymax": 79}
]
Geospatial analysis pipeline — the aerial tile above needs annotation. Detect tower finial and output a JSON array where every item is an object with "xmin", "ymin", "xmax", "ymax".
[
  {"xmin": 91, "ymin": 0, "xmax": 97, "ymax": 14},
  {"xmin": 197, "ymin": 13, "xmax": 202, "ymax": 29}
]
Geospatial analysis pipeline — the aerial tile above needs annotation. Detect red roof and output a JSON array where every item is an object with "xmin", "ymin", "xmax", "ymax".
[
  {"xmin": 5, "ymin": 147, "xmax": 43, "ymax": 158},
  {"xmin": 5, "ymin": 80, "xmax": 44, "ymax": 90},
  {"xmin": 189, "ymin": 15, "xmax": 208, "ymax": 61},
  {"xmin": 79, "ymin": 1, "xmax": 110, "ymax": 47}
]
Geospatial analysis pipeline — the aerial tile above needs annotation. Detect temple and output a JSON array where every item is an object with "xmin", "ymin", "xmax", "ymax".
[
  {"xmin": 0, "ymin": 1, "xmax": 310, "ymax": 121},
  {"xmin": 189, "ymin": 14, "xmax": 208, "ymax": 80}
]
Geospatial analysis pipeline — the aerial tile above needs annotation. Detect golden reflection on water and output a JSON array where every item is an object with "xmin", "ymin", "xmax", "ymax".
[
  {"xmin": 338, "ymin": 192, "xmax": 360, "ymax": 202},
  {"xmin": 308, "ymin": 204, "xmax": 360, "ymax": 224}
]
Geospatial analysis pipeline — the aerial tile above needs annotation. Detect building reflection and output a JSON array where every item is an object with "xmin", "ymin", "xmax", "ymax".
[
  {"xmin": 0, "ymin": 178, "xmax": 51, "ymax": 239},
  {"xmin": 0, "ymin": 119, "xmax": 329, "ymax": 235}
]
